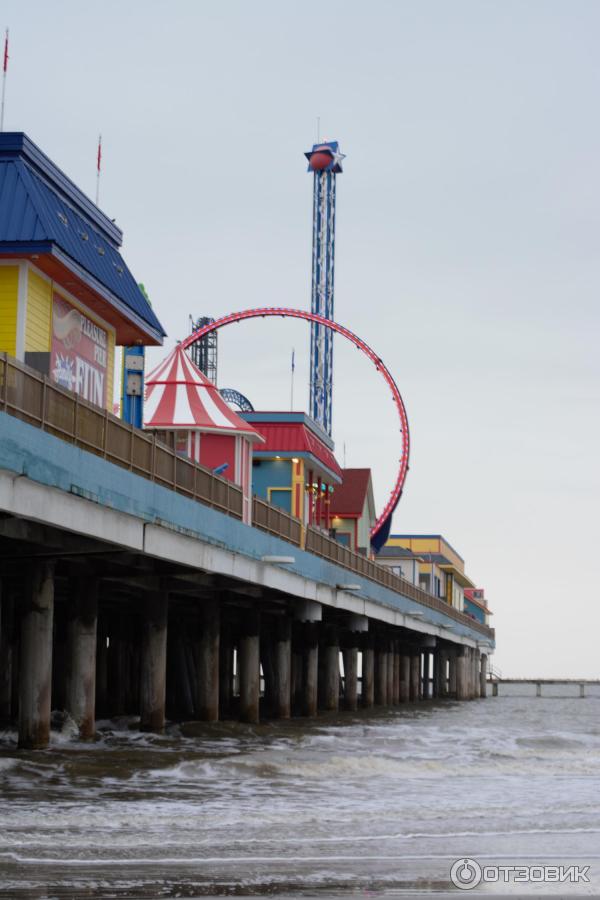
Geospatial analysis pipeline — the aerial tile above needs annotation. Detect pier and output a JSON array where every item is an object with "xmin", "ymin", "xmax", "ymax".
[
  {"xmin": 489, "ymin": 678, "xmax": 600, "ymax": 698},
  {"xmin": 0, "ymin": 355, "xmax": 494, "ymax": 749}
]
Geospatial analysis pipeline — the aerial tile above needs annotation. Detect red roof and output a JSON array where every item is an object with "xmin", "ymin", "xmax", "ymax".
[
  {"xmin": 251, "ymin": 422, "xmax": 342, "ymax": 481},
  {"xmin": 144, "ymin": 345, "xmax": 263, "ymax": 442},
  {"xmin": 329, "ymin": 468, "xmax": 372, "ymax": 517}
]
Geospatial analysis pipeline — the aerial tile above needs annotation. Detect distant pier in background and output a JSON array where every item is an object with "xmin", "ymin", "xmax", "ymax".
[{"xmin": 488, "ymin": 676, "xmax": 600, "ymax": 698}]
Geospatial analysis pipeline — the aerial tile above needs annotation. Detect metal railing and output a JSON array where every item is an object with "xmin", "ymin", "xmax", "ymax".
[
  {"xmin": 0, "ymin": 354, "xmax": 243, "ymax": 519},
  {"xmin": 252, "ymin": 496, "xmax": 302, "ymax": 546},
  {"xmin": 306, "ymin": 526, "xmax": 495, "ymax": 640},
  {"xmin": 0, "ymin": 353, "xmax": 495, "ymax": 642}
]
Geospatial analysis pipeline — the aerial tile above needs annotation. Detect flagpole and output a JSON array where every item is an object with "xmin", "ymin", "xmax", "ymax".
[
  {"xmin": 95, "ymin": 133, "xmax": 102, "ymax": 205},
  {"xmin": 1, "ymin": 29, "xmax": 9, "ymax": 133}
]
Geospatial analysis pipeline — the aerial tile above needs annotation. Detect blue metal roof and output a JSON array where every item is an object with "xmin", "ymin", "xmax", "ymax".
[{"xmin": 0, "ymin": 133, "xmax": 165, "ymax": 342}]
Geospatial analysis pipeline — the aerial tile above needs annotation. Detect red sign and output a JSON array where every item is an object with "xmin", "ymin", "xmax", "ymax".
[{"xmin": 50, "ymin": 294, "xmax": 108, "ymax": 407}]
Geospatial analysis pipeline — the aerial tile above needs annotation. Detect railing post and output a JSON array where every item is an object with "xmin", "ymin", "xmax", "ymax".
[
  {"xmin": 41, "ymin": 379, "xmax": 47, "ymax": 430},
  {"xmin": 103, "ymin": 406, "xmax": 109, "ymax": 459},
  {"xmin": 73, "ymin": 391, "xmax": 79, "ymax": 445}
]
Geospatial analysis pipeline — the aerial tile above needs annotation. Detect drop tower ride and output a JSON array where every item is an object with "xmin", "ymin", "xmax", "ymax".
[{"xmin": 305, "ymin": 141, "xmax": 345, "ymax": 436}]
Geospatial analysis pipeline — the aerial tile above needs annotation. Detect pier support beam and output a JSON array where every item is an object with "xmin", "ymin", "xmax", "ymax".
[
  {"xmin": 301, "ymin": 623, "xmax": 319, "ymax": 717},
  {"xmin": 361, "ymin": 635, "xmax": 375, "ymax": 708},
  {"xmin": 196, "ymin": 599, "xmax": 220, "ymax": 721},
  {"xmin": 65, "ymin": 578, "xmax": 98, "ymax": 740},
  {"xmin": 342, "ymin": 643, "xmax": 358, "ymax": 712},
  {"xmin": 18, "ymin": 562, "xmax": 54, "ymax": 750},
  {"xmin": 399, "ymin": 653, "xmax": 410, "ymax": 703},
  {"xmin": 140, "ymin": 590, "xmax": 168, "ymax": 732},
  {"xmin": 456, "ymin": 647, "xmax": 468, "ymax": 701},
  {"xmin": 375, "ymin": 639, "xmax": 389, "ymax": 706},
  {"xmin": 409, "ymin": 652, "xmax": 420, "ymax": 702},
  {"xmin": 239, "ymin": 610, "xmax": 261, "ymax": 723},
  {"xmin": 386, "ymin": 641, "xmax": 395, "ymax": 705},
  {"xmin": 0, "ymin": 586, "xmax": 15, "ymax": 721},
  {"xmin": 272, "ymin": 618, "xmax": 292, "ymax": 719},
  {"xmin": 392, "ymin": 643, "xmax": 400, "ymax": 705},
  {"xmin": 319, "ymin": 625, "xmax": 340, "ymax": 712},
  {"xmin": 472, "ymin": 649, "xmax": 480, "ymax": 700},
  {"xmin": 434, "ymin": 649, "xmax": 446, "ymax": 698},
  {"xmin": 480, "ymin": 653, "xmax": 487, "ymax": 699},
  {"xmin": 423, "ymin": 652, "xmax": 431, "ymax": 699},
  {"xmin": 448, "ymin": 647, "xmax": 457, "ymax": 698},
  {"xmin": 219, "ymin": 622, "xmax": 233, "ymax": 719}
]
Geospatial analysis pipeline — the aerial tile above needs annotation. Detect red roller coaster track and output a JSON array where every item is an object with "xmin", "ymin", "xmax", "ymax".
[{"xmin": 181, "ymin": 308, "xmax": 410, "ymax": 541}]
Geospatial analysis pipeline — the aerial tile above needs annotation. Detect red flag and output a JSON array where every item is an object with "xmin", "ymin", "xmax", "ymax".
[
  {"xmin": 3, "ymin": 30, "xmax": 8, "ymax": 74},
  {"xmin": 97, "ymin": 134, "xmax": 102, "ymax": 173}
]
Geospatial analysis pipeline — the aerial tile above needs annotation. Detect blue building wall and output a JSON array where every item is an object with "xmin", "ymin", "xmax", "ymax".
[
  {"xmin": 464, "ymin": 597, "xmax": 486, "ymax": 624},
  {"xmin": 252, "ymin": 459, "xmax": 292, "ymax": 512}
]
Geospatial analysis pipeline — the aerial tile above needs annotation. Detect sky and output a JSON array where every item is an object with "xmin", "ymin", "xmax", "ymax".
[{"xmin": 3, "ymin": 0, "xmax": 599, "ymax": 677}]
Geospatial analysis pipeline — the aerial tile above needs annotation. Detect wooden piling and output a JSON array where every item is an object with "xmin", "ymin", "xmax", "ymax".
[
  {"xmin": 318, "ymin": 625, "xmax": 339, "ymax": 712},
  {"xmin": 18, "ymin": 562, "xmax": 54, "ymax": 750},
  {"xmin": 219, "ymin": 621, "xmax": 233, "ymax": 719},
  {"xmin": 65, "ymin": 578, "xmax": 98, "ymax": 739},
  {"xmin": 239, "ymin": 610, "xmax": 260, "ymax": 723},
  {"xmin": 375, "ymin": 639, "xmax": 388, "ymax": 706},
  {"xmin": 480, "ymin": 653, "xmax": 487, "ymax": 698},
  {"xmin": 361, "ymin": 636, "xmax": 375, "ymax": 708},
  {"xmin": 0, "ymin": 586, "xmax": 15, "ymax": 721},
  {"xmin": 342, "ymin": 644, "xmax": 358, "ymax": 711},
  {"xmin": 409, "ymin": 652, "xmax": 420, "ymax": 702},
  {"xmin": 392, "ymin": 643, "xmax": 400, "ymax": 705},
  {"xmin": 386, "ymin": 641, "xmax": 394, "ymax": 706},
  {"xmin": 139, "ymin": 591, "xmax": 168, "ymax": 732},
  {"xmin": 399, "ymin": 653, "xmax": 410, "ymax": 703},
  {"xmin": 272, "ymin": 618, "xmax": 292, "ymax": 719},
  {"xmin": 196, "ymin": 599, "xmax": 220, "ymax": 721},
  {"xmin": 301, "ymin": 622, "xmax": 319, "ymax": 717}
]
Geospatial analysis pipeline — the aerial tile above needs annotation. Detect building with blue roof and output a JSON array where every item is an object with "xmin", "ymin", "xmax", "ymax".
[{"xmin": 0, "ymin": 132, "xmax": 164, "ymax": 410}]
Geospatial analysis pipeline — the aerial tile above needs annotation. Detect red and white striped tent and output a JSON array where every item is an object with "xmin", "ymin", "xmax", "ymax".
[{"xmin": 144, "ymin": 344, "xmax": 263, "ymax": 523}]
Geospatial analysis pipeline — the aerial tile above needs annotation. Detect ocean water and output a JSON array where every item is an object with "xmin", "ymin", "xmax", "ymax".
[{"xmin": 1, "ymin": 687, "xmax": 599, "ymax": 898}]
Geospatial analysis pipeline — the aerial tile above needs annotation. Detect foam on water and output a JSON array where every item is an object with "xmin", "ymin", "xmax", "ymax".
[{"xmin": 1, "ymin": 696, "xmax": 600, "ymax": 896}]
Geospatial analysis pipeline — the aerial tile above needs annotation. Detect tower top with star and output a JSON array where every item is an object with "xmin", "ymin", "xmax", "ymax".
[{"xmin": 305, "ymin": 141, "xmax": 345, "ymax": 174}]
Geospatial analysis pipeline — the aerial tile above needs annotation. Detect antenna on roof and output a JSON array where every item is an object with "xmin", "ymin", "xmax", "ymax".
[
  {"xmin": 1, "ymin": 29, "xmax": 9, "ymax": 132},
  {"xmin": 95, "ymin": 134, "xmax": 102, "ymax": 206},
  {"xmin": 316, "ymin": 116, "xmax": 320, "ymax": 143}
]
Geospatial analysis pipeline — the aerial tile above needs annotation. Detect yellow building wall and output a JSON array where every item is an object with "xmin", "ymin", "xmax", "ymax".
[
  {"xmin": 0, "ymin": 266, "xmax": 19, "ymax": 356},
  {"xmin": 25, "ymin": 269, "xmax": 52, "ymax": 352},
  {"xmin": 387, "ymin": 535, "xmax": 464, "ymax": 572},
  {"xmin": 291, "ymin": 458, "xmax": 305, "ymax": 520}
]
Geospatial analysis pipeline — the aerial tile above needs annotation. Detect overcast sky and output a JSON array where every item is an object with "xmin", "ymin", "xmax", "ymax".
[{"xmin": 4, "ymin": 0, "xmax": 599, "ymax": 677}]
